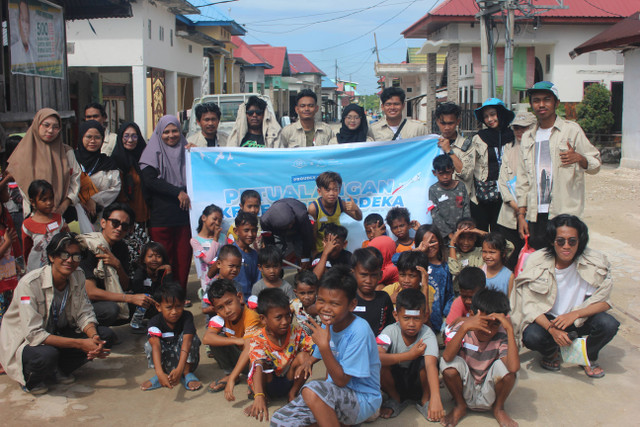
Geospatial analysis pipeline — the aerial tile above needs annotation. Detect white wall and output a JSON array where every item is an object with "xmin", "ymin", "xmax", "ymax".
[{"xmin": 621, "ymin": 48, "xmax": 640, "ymax": 169}]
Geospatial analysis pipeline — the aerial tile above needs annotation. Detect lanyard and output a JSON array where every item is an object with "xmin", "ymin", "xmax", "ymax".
[
  {"xmin": 52, "ymin": 287, "xmax": 69, "ymax": 328},
  {"xmin": 81, "ymin": 158, "xmax": 101, "ymax": 176}
]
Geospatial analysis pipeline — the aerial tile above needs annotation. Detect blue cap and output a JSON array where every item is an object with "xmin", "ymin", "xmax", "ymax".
[
  {"xmin": 527, "ymin": 81, "xmax": 559, "ymax": 100},
  {"xmin": 474, "ymin": 98, "xmax": 515, "ymax": 127}
]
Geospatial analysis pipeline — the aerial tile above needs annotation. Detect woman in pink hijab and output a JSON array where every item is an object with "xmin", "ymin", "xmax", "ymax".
[{"xmin": 369, "ymin": 235, "xmax": 399, "ymax": 286}]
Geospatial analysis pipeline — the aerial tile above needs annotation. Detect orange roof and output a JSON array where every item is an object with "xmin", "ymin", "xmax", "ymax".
[
  {"xmin": 288, "ymin": 53, "xmax": 326, "ymax": 76},
  {"xmin": 231, "ymin": 36, "xmax": 273, "ymax": 68}
]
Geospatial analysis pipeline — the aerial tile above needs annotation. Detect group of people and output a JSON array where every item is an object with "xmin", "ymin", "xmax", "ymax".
[{"xmin": 0, "ymin": 80, "xmax": 619, "ymax": 427}]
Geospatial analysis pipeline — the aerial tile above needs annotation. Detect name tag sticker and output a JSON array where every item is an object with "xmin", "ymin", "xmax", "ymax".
[
  {"xmin": 223, "ymin": 327, "xmax": 235, "ymax": 336},
  {"xmin": 438, "ymin": 194, "xmax": 449, "ymax": 202},
  {"xmin": 47, "ymin": 221, "xmax": 59, "ymax": 231},
  {"xmin": 462, "ymin": 259, "xmax": 469, "ymax": 267},
  {"xmin": 404, "ymin": 310, "xmax": 421, "ymax": 316},
  {"xmin": 161, "ymin": 332, "xmax": 175, "ymax": 338},
  {"xmin": 463, "ymin": 342, "xmax": 479, "ymax": 351},
  {"xmin": 353, "ymin": 306, "xmax": 366, "ymax": 313},
  {"xmin": 143, "ymin": 278, "xmax": 153, "ymax": 287}
]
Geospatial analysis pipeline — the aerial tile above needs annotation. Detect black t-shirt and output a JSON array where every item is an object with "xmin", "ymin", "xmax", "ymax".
[
  {"xmin": 131, "ymin": 265, "xmax": 173, "ymax": 295},
  {"xmin": 205, "ymin": 136, "xmax": 217, "ymax": 147},
  {"xmin": 240, "ymin": 132, "xmax": 265, "ymax": 148},
  {"xmin": 147, "ymin": 310, "xmax": 196, "ymax": 344},
  {"xmin": 80, "ymin": 240, "xmax": 130, "ymax": 290},
  {"xmin": 355, "ymin": 291, "xmax": 395, "ymax": 336},
  {"xmin": 312, "ymin": 249, "xmax": 353, "ymax": 269}
]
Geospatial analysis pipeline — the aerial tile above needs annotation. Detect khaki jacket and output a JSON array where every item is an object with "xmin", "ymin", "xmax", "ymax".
[
  {"xmin": 367, "ymin": 117, "xmax": 428, "ymax": 141},
  {"xmin": 280, "ymin": 121, "xmax": 335, "ymax": 148},
  {"xmin": 497, "ymin": 142, "xmax": 519, "ymax": 229},
  {"xmin": 100, "ymin": 129, "xmax": 118, "ymax": 156},
  {"xmin": 510, "ymin": 248, "xmax": 612, "ymax": 345},
  {"xmin": 224, "ymin": 103, "xmax": 282, "ymax": 148},
  {"xmin": 516, "ymin": 116, "xmax": 601, "ymax": 221},
  {"xmin": 450, "ymin": 133, "xmax": 482, "ymax": 204},
  {"xmin": 187, "ymin": 130, "xmax": 229, "ymax": 148},
  {"xmin": 0, "ymin": 266, "xmax": 96, "ymax": 385}
]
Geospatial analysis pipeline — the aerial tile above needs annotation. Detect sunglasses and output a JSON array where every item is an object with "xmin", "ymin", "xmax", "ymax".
[
  {"xmin": 105, "ymin": 218, "xmax": 132, "ymax": 232},
  {"xmin": 554, "ymin": 237, "xmax": 578, "ymax": 247},
  {"xmin": 246, "ymin": 109, "xmax": 265, "ymax": 116},
  {"xmin": 59, "ymin": 251, "xmax": 82, "ymax": 262}
]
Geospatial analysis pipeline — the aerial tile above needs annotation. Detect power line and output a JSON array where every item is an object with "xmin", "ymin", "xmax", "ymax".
[{"xmin": 582, "ymin": 0, "xmax": 625, "ymax": 18}]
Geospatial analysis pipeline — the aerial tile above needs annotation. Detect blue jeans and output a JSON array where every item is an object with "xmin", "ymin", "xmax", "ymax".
[{"xmin": 522, "ymin": 311, "xmax": 619, "ymax": 362}]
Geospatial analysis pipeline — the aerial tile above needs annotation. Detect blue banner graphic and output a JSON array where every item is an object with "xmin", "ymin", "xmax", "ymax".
[{"xmin": 186, "ymin": 136, "xmax": 441, "ymax": 251}]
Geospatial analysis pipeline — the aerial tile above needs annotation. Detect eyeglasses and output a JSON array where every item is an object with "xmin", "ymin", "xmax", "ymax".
[
  {"xmin": 105, "ymin": 218, "xmax": 132, "ymax": 232},
  {"xmin": 59, "ymin": 251, "xmax": 82, "ymax": 262},
  {"xmin": 40, "ymin": 122, "xmax": 61, "ymax": 131},
  {"xmin": 344, "ymin": 115, "xmax": 361, "ymax": 122},
  {"xmin": 84, "ymin": 135, "xmax": 103, "ymax": 141},
  {"xmin": 123, "ymin": 134, "xmax": 138, "ymax": 141},
  {"xmin": 554, "ymin": 237, "xmax": 578, "ymax": 247},
  {"xmin": 246, "ymin": 109, "xmax": 265, "ymax": 116}
]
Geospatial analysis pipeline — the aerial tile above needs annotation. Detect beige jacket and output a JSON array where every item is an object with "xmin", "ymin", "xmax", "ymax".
[
  {"xmin": 100, "ymin": 129, "xmax": 118, "ymax": 156},
  {"xmin": 516, "ymin": 116, "xmax": 601, "ymax": 221},
  {"xmin": 0, "ymin": 266, "xmax": 96, "ymax": 385},
  {"xmin": 224, "ymin": 102, "xmax": 282, "ymax": 148},
  {"xmin": 450, "ymin": 133, "xmax": 480, "ymax": 204},
  {"xmin": 367, "ymin": 117, "xmax": 428, "ymax": 141},
  {"xmin": 280, "ymin": 121, "xmax": 335, "ymax": 148},
  {"xmin": 187, "ymin": 130, "xmax": 229, "ymax": 148},
  {"xmin": 497, "ymin": 142, "xmax": 520, "ymax": 229},
  {"xmin": 510, "ymin": 248, "xmax": 612, "ymax": 345}
]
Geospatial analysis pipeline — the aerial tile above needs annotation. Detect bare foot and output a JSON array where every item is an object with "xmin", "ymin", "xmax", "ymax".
[
  {"xmin": 380, "ymin": 407, "xmax": 394, "ymax": 419},
  {"xmin": 441, "ymin": 404, "xmax": 466, "ymax": 427},
  {"xmin": 140, "ymin": 380, "xmax": 154, "ymax": 391},
  {"xmin": 494, "ymin": 408, "xmax": 518, "ymax": 427},
  {"xmin": 185, "ymin": 378, "xmax": 201, "ymax": 390},
  {"xmin": 208, "ymin": 375, "xmax": 230, "ymax": 392}
]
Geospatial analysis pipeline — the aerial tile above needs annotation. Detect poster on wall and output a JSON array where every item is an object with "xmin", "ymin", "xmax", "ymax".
[{"xmin": 9, "ymin": 0, "xmax": 65, "ymax": 79}]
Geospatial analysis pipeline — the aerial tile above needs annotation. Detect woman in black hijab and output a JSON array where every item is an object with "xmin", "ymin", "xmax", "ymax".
[{"xmin": 330, "ymin": 104, "xmax": 372, "ymax": 144}]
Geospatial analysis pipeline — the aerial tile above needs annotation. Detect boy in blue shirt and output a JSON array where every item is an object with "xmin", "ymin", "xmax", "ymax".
[
  {"xmin": 231, "ymin": 211, "xmax": 259, "ymax": 301},
  {"xmin": 271, "ymin": 266, "xmax": 382, "ymax": 426}
]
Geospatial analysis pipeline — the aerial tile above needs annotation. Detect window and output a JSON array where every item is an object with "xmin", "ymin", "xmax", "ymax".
[
  {"xmin": 464, "ymin": 64, "xmax": 467, "ymax": 74},
  {"xmin": 159, "ymin": 26, "xmax": 164, "ymax": 41},
  {"xmin": 148, "ymin": 20, "xmax": 152, "ymax": 39},
  {"xmin": 459, "ymin": 66, "xmax": 462, "ymax": 75},
  {"xmin": 545, "ymin": 54, "xmax": 551, "ymax": 73},
  {"xmin": 588, "ymin": 52, "xmax": 597, "ymax": 65},
  {"xmin": 170, "ymin": 29, "xmax": 173, "ymax": 47},
  {"xmin": 407, "ymin": 87, "xmax": 413, "ymax": 93},
  {"xmin": 470, "ymin": 63, "xmax": 473, "ymax": 74}
]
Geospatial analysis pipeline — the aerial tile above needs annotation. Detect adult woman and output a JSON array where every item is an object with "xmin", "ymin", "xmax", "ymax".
[
  {"xmin": 0, "ymin": 232, "xmax": 116, "ymax": 394},
  {"xmin": 471, "ymin": 99, "xmax": 515, "ymax": 232},
  {"xmin": 510, "ymin": 215, "xmax": 619, "ymax": 378},
  {"xmin": 75, "ymin": 120, "xmax": 121, "ymax": 229},
  {"xmin": 6, "ymin": 108, "xmax": 81, "ymax": 217},
  {"xmin": 111, "ymin": 122, "xmax": 149, "ymax": 273},
  {"xmin": 496, "ymin": 112, "xmax": 536, "ymax": 269},
  {"xmin": 329, "ymin": 104, "xmax": 372, "ymax": 144},
  {"xmin": 140, "ymin": 116, "xmax": 192, "ymax": 293}
]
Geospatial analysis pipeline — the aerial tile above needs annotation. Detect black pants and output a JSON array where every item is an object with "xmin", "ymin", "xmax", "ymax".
[
  {"xmin": 471, "ymin": 199, "xmax": 502, "ymax": 232},
  {"xmin": 496, "ymin": 224, "xmax": 524, "ymax": 271},
  {"xmin": 92, "ymin": 301, "xmax": 120, "ymax": 326},
  {"xmin": 522, "ymin": 312, "xmax": 619, "ymax": 362},
  {"xmin": 527, "ymin": 213, "xmax": 549, "ymax": 250},
  {"xmin": 22, "ymin": 325, "xmax": 116, "ymax": 389}
]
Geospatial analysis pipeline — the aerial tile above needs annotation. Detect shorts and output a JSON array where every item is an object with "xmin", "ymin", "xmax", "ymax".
[
  {"xmin": 270, "ymin": 380, "xmax": 360, "ymax": 427},
  {"xmin": 440, "ymin": 356, "xmax": 516, "ymax": 410},
  {"xmin": 144, "ymin": 333, "xmax": 201, "ymax": 374},
  {"xmin": 390, "ymin": 357, "xmax": 425, "ymax": 402}
]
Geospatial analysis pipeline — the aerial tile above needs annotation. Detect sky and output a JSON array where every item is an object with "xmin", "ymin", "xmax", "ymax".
[{"xmin": 197, "ymin": 0, "xmax": 444, "ymax": 94}]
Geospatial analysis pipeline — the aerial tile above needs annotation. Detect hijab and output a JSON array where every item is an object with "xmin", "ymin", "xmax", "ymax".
[
  {"xmin": 477, "ymin": 104, "xmax": 515, "ymax": 181},
  {"xmin": 111, "ymin": 121, "xmax": 146, "ymax": 173},
  {"xmin": 75, "ymin": 120, "xmax": 116, "ymax": 175},
  {"xmin": 6, "ymin": 108, "xmax": 72, "ymax": 208},
  {"xmin": 139, "ymin": 115, "xmax": 187, "ymax": 188},
  {"xmin": 368, "ymin": 236, "xmax": 399, "ymax": 285},
  {"xmin": 336, "ymin": 104, "xmax": 368, "ymax": 143}
]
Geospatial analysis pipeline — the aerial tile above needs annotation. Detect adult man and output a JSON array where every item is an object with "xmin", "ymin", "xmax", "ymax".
[
  {"xmin": 84, "ymin": 103, "xmax": 118, "ymax": 155},
  {"xmin": 11, "ymin": 0, "xmax": 36, "ymax": 73},
  {"xmin": 516, "ymin": 81, "xmax": 601, "ymax": 247},
  {"xmin": 187, "ymin": 102, "xmax": 228, "ymax": 147},
  {"xmin": 368, "ymin": 87, "xmax": 428, "ymax": 141},
  {"xmin": 225, "ymin": 96, "xmax": 282, "ymax": 147},
  {"xmin": 281, "ymin": 89, "xmax": 334, "ymax": 148},
  {"xmin": 79, "ymin": 203, "xmax": 154, "ymax": 327}
]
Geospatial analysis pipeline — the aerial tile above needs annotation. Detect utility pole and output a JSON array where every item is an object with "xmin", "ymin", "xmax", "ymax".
[
  {"xmin": 504, "ymin": 3, "xmax": 515, "ymax": 107},
  {"xmin": 374, "ymin": 33, "xmax": 381, "ymax": 63},
  {"xmin": 480, "ymin": 14, "xmax": 492, "ymax": 101}
]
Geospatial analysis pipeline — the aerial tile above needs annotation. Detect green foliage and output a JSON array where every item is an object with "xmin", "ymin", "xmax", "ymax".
[
  {"xmin": 361, "ymin": 94, "xmax": 381, "ymax": 114},
  {"xmin": 556, "ymin": 102, "xmax": 566, "ymax": 118},
  {"xmin": 576, "ymin": 84, "xmax": 614, "ymax": 134}
]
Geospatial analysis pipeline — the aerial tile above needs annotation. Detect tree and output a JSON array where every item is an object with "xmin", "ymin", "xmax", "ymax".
[
  {"xmin": 576, "ymin": 83, "xmax": 614, "ymax": 135},
  {"xmin": 361, "ymin": 94, "xmax": 381, "ymax": 115}
]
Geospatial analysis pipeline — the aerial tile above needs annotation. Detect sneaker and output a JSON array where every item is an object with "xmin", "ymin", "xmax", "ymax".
[
  {"xmin": 22, "ymin": 382, "xmax": 48, "ymax": 395},
  {"xmin": 55, "ymin": 371, "xmax": 75, "ymax": 385}
]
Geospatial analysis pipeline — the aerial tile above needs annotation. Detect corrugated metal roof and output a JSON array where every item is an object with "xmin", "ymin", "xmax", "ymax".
[
  {"xmin": 60, "ymin": 0, "xmax": 133, "ymax": 20},
  {"xmin": 252, "ymin": 45, "xmax": 290, "ymax": 76},
  {"xmin": 232, "ymin": 36, "xmax": 273, "ymax": 69},
  {"xmin": 573, "ymin": 11, "xmax": 640, "ymax": 55},
  {"xmin": 407, "ymin": 47, "xmax": 447, "ymax": 65},
  {"xmin": 180, "ymin": 0, "xmax": 246, "ymax": 35},
  {"xmin": 288, "ymin": 53, "xmax": 326, "ymax": 76}
]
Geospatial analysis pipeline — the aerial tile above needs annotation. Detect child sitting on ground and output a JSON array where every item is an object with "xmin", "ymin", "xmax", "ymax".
[
  {"xmin": 308, "ymin": 171, "xmax": 362, "ymax": 254},
  {"xmin": 352, "ymin": 247, "xmax": 395, "ymax": 336},
  {"xmin": 226, "ymin": 189, "xmax": 263, "ymax": 250},
  {"xmin": 270, "ymin": 266, "xmax": 382, "ymax": 427},
  {"xmin": 440, "ymin": 288, "xmax": 520, "ymax": 427},
  {"xmin": 445, "ymin": 266, "xmax": 486, "ymax": 327},
  {"xmin": 290, "ymin": 270, "xmax": 321, "ymax": 334},
  {"xmin": 231, "ymin": 211, "xmax": 260, "ymax": 301},
  {"xmin": 242, "ymin": 288, "xmax": 315, "ymax": 421},
  {"xmin": 202, "ymin": 244, "xmax": 243, "ymax": 320},
  {"xmin": 377, "ymin": 289, "xmax": 444, "ymax": 421},
  {"xmin": 252, "ymin": 245, "xmax": 295, "ymax": 300},
  {"xmin": 362, "ymin": 213, "xmax": 386, "ymax": 248},
  {"xmin": 312, "ymin": 223, "xmax": 352, "ymax": 279},
  {"xmin": 429, "ymin": 154, "xmax": 470, "ymax": 241},
  {"xmin": 385, "ymin": 206, "xmax": 417, "ymax": 253},
  {"xmin": 140, "ymin": 283, "xmax": 202, "ymax": 392},
  {"xmin": 203, "ymin": 278, "xmax": 262, "ymax": 393},
  {"xmin": 481, "ymin": 233, "xmax": 514, "ymax": 296},
  {"xmin": 191, "ymin": 204, "xmax": 222, "ymax": 296},
  {"xmin": 383, "ymin": 250, "xmax": 433, "ymax": 307}
]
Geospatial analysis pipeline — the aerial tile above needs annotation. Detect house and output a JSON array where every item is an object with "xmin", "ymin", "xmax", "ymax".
[
  {"xmin": 251, "ymin": 44, "xmax": 292, "ymax": 119},
  {"xmin": 401, "ymin": 0, "xmax": 635, "ymax": 128},
  {"xmin": 321, "ymin": 76, "xmax": 339, "ymax": 122},
  {"xmin": 572, "ymin": 12, "xmax": 640, "ymax": 169},
  {"xmin": 231, "ymin": 36, "xmax": 272, "ymax": 94}
]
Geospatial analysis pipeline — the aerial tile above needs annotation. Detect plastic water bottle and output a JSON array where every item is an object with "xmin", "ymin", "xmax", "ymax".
[{"xmin": 130, "ymin": 294, "xmax": 150, "ymax": 329}]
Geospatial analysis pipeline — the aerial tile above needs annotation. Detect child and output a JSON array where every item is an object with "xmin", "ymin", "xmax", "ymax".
[
  {"xmin": 385, "ymin": 206, "xmax": 416, "ymax": 253},
  {"xmin": 415, "ymin": 224, "xmax": 454, "ymax": 334},
  {"xmin": 383, "ymin": 250, "xmax": 433, "ymax": 308},
  {"xmin": 308, "ymin": 171, "xmax": 362, "ymax": 254},
  {"xmin": 482, "ymin": 233, "xmax": 514, "ymax": 296},
  {"xmin": 377, "ymin": 289, "xmax": 444, "ymax": 421},
  {"xmin": 445, "ymin": 266, "xmax": 486, "ymax": 327},
  {"xmin": 231, "ymin": 211, "xmax": 259, "ymax": 301},
  {"xmin": 368, "ymin": 236, "xmax": 399, "ymax": 288},
  {"xmin": 352, "ymin": 247, "xmax": 395, "ymax": 335},
  {"xmin": 429, "ymin": 154, "xmax": 470, "ymax": 240},
  {"xmin": 204, "ymin": 278, "xmax": 262, "ymax": 393},
  {"xmin": 22, "ymin": 180, "xmax": 66, "ymax": 272},
  {"xmin": 191, "ymin": 204, "xmax": 222, "ymax": 295},
  {"xmin": 252, "ymin": 245, "xmax": 295, "ymax": 300},
  {"xmin": 140, "ymin": 283, "xmax": 202, "ymax": 391},
  {"xmin": 226, "ymin": 189, "xmax": 263, "ymax": 250},
  {"xmin": 440, "ymin": 288, "xmax": 520, "ymax": 427},
  {"xmin": 242, "ymin": 288, "xmax": 315, "ymax": 421},
  {"xmin": 0, "ymin": 182, "xmax": 20, "ymax": 336},
  {"xmin": 362, "ymin": 213, "xmax": 386, "ymax": 248},
  {"xmin": 202, "ymin": 244, "xmax": 243, "ymax": 319},
  {"xmin": 311, "ymin": 223, "xmax": 352, "ymax": 279},
  {"xmin": 448, "ymin": 217, "xmax": 488, "ymax": 293},
  {"xmin": 270, "ymin": 266, "xmax": 382, "ymax": 427},
  {"xmin": 290, "ymin": 270, "xmax": 321, "ymax": 334}
]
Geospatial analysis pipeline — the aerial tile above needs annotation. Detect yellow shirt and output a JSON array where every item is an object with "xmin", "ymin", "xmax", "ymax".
[{"xmin": 312, "ymin": 197, "xmax": 343, "ymax": 254}]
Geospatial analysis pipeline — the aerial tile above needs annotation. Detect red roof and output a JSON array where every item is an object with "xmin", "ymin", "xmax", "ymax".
[
  {"xmin": 231, "ymin": 36, "xmax": 273, "ymax": 69},
  {"xmin": 573, "ymin": 11, "xmax": 640, "ymax": 55},
  {"xmin": 288, "ymin": 53, "xmax": 326, "ymax": 76},
  {"xmin": 251, "ymin": 44, "xmax": 289, "ymax": 76},
  {"xmin": 403, "ymin": 0, "xmax": 636, "ymax": 38}
]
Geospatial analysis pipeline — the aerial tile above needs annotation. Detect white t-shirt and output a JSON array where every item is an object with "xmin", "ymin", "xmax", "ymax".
[
  {"xmin": 535, "ymin": 127, "xmax": 553, "ymax": 213},
  {"xmin": 389, "ymin": 125, "xmax": 400, "ymax": 139},
  {"xmin": 549, "ymin": 262, "xmax": 595, "ymax": 317}
]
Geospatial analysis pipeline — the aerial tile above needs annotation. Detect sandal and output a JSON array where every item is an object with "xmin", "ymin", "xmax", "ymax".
[
  {"xmin": 380, "ymin": 398, "xmax": 406, "ymax": 418},
  {"xmin": 141, "ymin": 375, "xmax": 162, "ymax": 391},
  {"xmin": 181, "ymin": 372, "xmax": 202, "ymax": 391},
  {"xmin": 207, "ymin": 378, "xmax": 227, "ymax": 393},
  {"xmin": 582, "ymin": 362, "xmax": 605, "ymax": 379},
  {"xmin": 540, "ymin": 352, "xmax": 561, "ymax": 371},
  {"xmin": 415, "ymin": 401, "xmax": 430, "ymax": 421}
]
